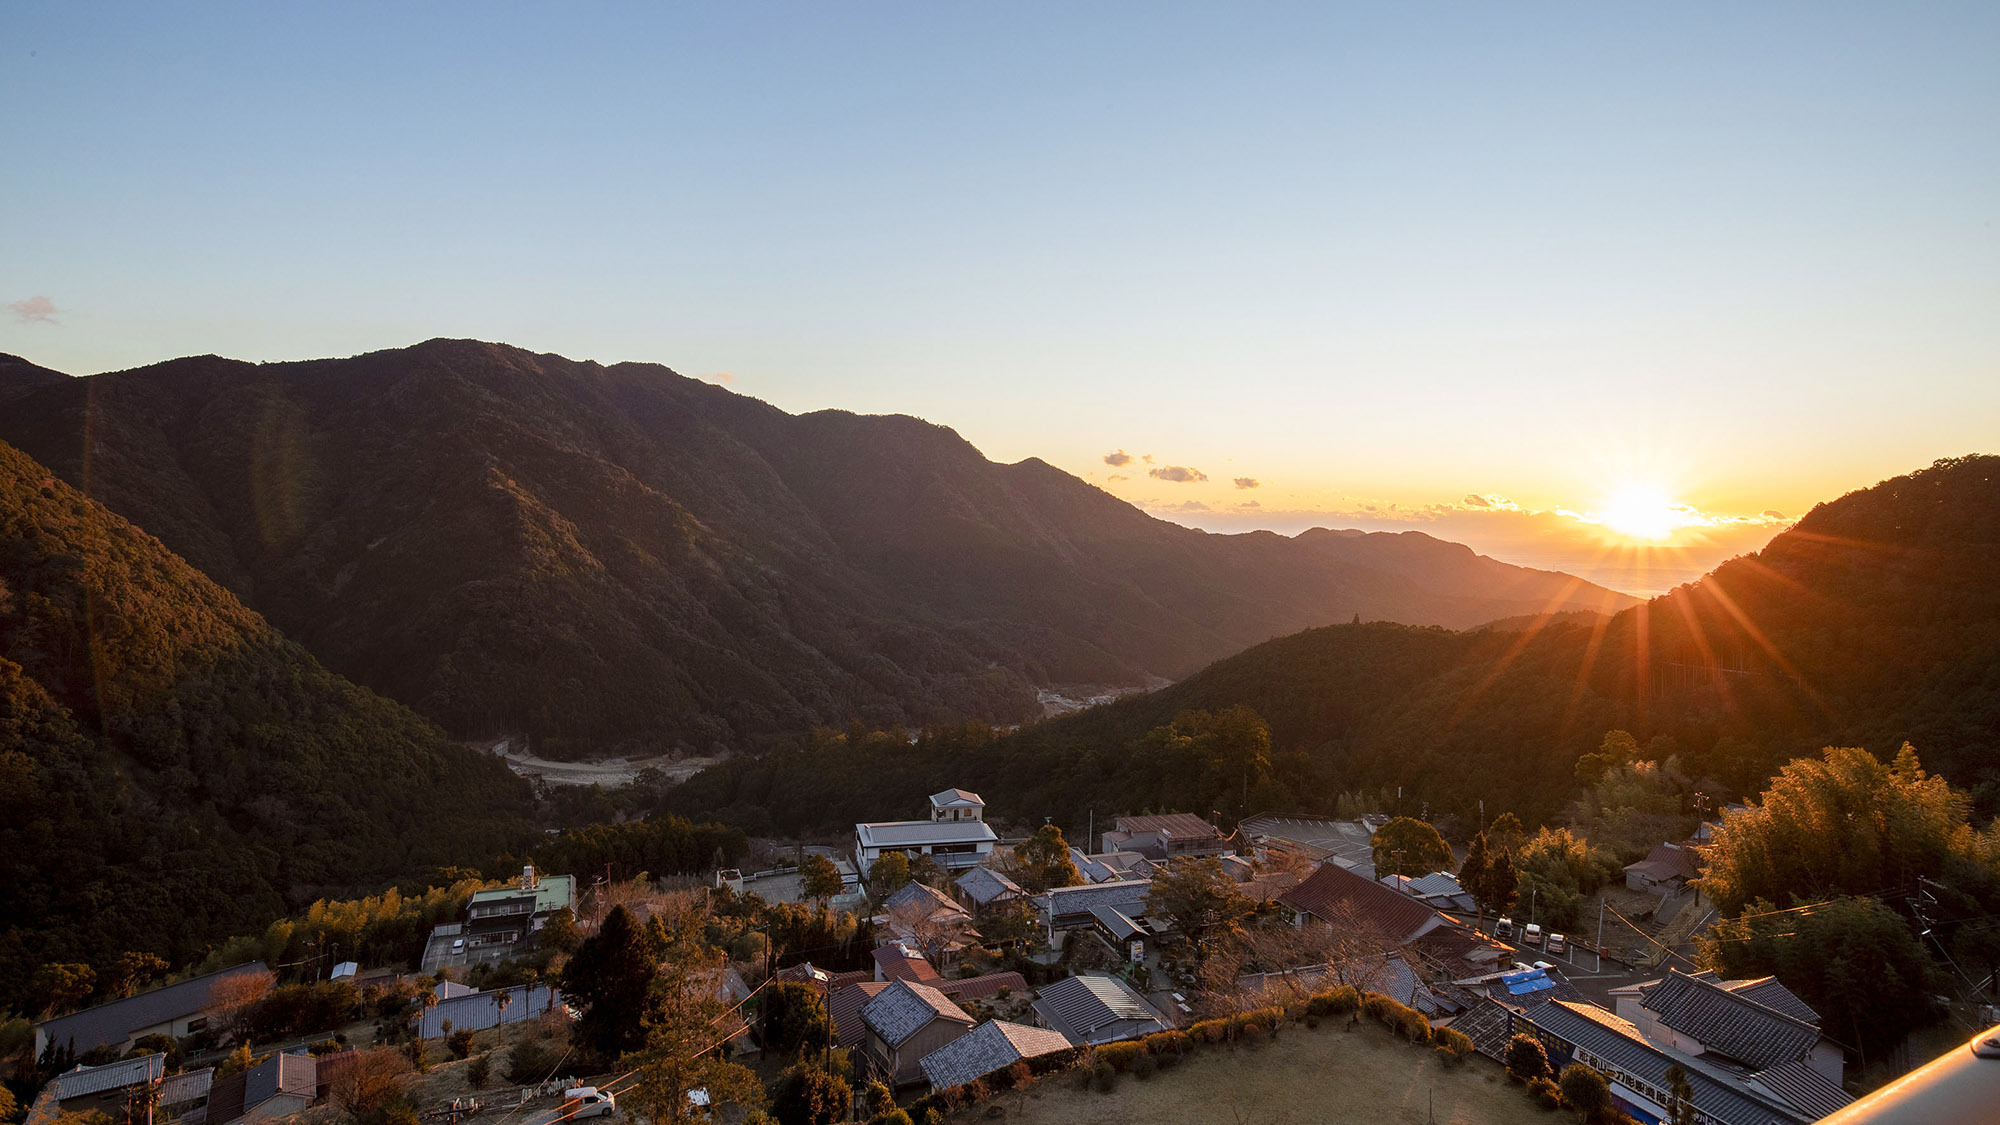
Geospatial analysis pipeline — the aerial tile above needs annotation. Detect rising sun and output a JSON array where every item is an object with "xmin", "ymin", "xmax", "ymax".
[{"xmin": 1597, "ymin": 488, "xmax": 1685, "ymax": 541}]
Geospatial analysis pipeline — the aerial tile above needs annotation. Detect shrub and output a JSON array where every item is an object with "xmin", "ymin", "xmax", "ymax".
[
  {"xmin": 1092, "ymin": 1062, "xmax": 1116, "ymax": 1092},
  {"xmin": 1142, "ymin": 1030, "xmax": 1190, "ymax": 1059},
  {"xmin": 1189, "ymin": 1018, "xmax": 1228, "ymax": 1044},
  {"xmin": 1527, "ymin": 1076, "xmax": 1563, "ymax": 1110},
  {"xmin": 447, "ymin": 1029, "xmax": 475, "ymax": 1060},
  {"xmin": 1505, "ymin": 1034, "xmax": 1553, "ymax": 1083},
  {"xmin": 1433, "ymin": 1027, "xmax": 1473, "ymax": 1064},
  {"xmin": 1097, "ymin": 1041, "xmax": 1146, "ymax": 1072},
  {"xmin": 1307, "ymin": 985, "xmax": 1361, "ymax": 1016},
  {"xmin": 1559, "ymin": 1063, "xmax": 1613, "ymax": 1121},
  {"xmin": 466, "ymin": 1054, "xmax": 491, "ymax": 1089},
  {"xmin": 868, "ymin": 1113, "xmax": 912, "ymax": 1125},
  {"xmin": 1131, "ymin": 1052, "xmax": 1158, "ymax": 1079},
  {"xmin": 505, "ymin": 1041, "xmax": 560, "ymax": 1085},
  {"xmin": 1360, "ymin": 994, "xmax": 1431, "ymax": 1043}
]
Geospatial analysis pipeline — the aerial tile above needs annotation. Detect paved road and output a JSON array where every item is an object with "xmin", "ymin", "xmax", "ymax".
[{"xmin": 1482, "ymin": 932, "xmax": 1656, "ymax": 1007}]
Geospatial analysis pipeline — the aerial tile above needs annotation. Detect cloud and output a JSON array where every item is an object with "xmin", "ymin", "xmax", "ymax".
[
  {"xmin": 695, "ymin": 371, "xmax": 736, "ymax": 385},
  {"xmin": 1460, "ymin": 493, "xmax": 1521, "ymax": 511},
  {"xmin": 1142, "ymin": 453, "xmax": 1156, "ymax": 464},
  {"xmin": 1148, "ymin": 465, "xmax": 1208, "ymax": 483},
  {"xmin": 1103, "ymin": 449, "xmax": 1133, "ymax": 467},
  {"xmin": 8, "ymin": 296, "xmax": 59, "ymax": 324},
  {"xmin": 1233, "ymin": 477, "xmax": 1260, "ymax": 490},
  {"xmin": 1237, "ymin": 500, "xmax": 1261, "ymax": 508},
  {"xmin": 1161, "ymin": 500, "xmax": 1210, "ymax": 512},
  {"xmin": 1762, "ymin": 509, "xmax": 1785, "ymax": 520},
  {"xmin": 1107, "ymin": 473, "xmax": 1129, "ymax": 482}
]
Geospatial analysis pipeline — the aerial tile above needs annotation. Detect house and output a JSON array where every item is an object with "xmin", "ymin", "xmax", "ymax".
[
  {"xmin": 160, "ymin": 1066, "xmax": 214, "ymax": 1119},
  {"xmin": 859, "ymin": 979, "xmax": 977, "ymax": 1086},
  {"xmin": 1624, "ymin": 842, "xmax": 1703, "ymax": 892},
  {"xmin": 855, "ymin": 790, "xmax": 999, "ymax": 878},
  {"xmin": 1517, "ymin": 999, "xmax": 1849, "ymax": 1125},
  {"xmin": 460, "ymin": 866, "xmax": 579, "ymax": 950},
  {"xmin": 953, "ymin": 866, "xmax": 1024, "ymax": 913},
  {"xmin": 34, "ymin": 962, "xmax": 271, "ymax": 1058},
  {"xmin": 185, "ymin": 1053, "xmax": 316, "ymax": 1125},
  {"xmin": 1035, "ymin": 879, "xmax": 1153, "ymax": 937},
  {"xmin": 1089, "ymin": 904, "xmax": 1150, "ymax": 963},
  {"xmin": 828, "ymin": 982, "xmax": 892, "ymax": 1048},
  {"xmin": 414, "ymin": 984, "xmax": 562, "ymax": 1039},
  {"xmin": 1101, "ymin": 813, "xmax": 1232, "ymax": 861},
  {"xmin": 919, "ymin": 1020, "xmax": 1073, "ymax": 1093},
  {"xmin": 1279, "ymin": 861, "xmax": 1453, "ymax": 945},
  {"xmin": 1380, "ymin": 871, "xmax": 1477, "ymax": 914},
  {"xmin": 1068, "ymin": 847, "xmax": 1152, "ymax": 884},
  {"xmin": 881, "ymin": 881, "xmax": 976, "ymax": 959},
  {"xmin": 869, "ymin": 943, "xmax": 1023, "ymax": 1003},
  {"xmin": 27, "ymin": 1053, "xmax": 167, "ymax": 1125},
  {"xmin": 1031, "ymin": 974, "xmax": 1169, "ymax": 1045},
  {"xmin": 874, "ymin": 941, "xmax": 945, "ymax": 984},
  {"xmin": 1612, "ymin": 969, "xmax": 1843, "ymax": 1083}
]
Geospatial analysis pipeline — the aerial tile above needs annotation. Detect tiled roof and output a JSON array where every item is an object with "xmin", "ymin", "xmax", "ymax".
[
  {"xmin": 954, "ymin": 867, "xmax": 1023, "ymax": 905},
  {"xmin": 937, "ymin": 972, "xmax": 1027, "ymax": 1002},
  {"xmin": 930, "ymin": 788, "xmax": 984, "ymax": 807},
  {"xmin": 202, "ymin": 1053, "xmax": 316, "ymax": 1125},
  {"xmin": 884, "ymin": 881, "xmax": 966, "ymax": 918},
  {"xmin": 1625, "ymin": 842, "xmax": 1702, "ymax": 882},
  {"xmin": 1748, "ymin": 1059, "xmax": 1853, "ymax": 1119},
  {"xmin": 1727, "ymin": 978, "xmax": 1820, "ymax": 1025},
  {"xmin": 872, "ymin": 943, "xmax": 942, "ymax": 983},
  {"xmin": 919, "ymin": 1020, "xmax": 1072, "ymax": 1091},
  {"xmin": 48, "ymin": 1054, "xmax": 165, "ymax": 1100},
  {"xmin": 159, "ymin": 1067, "xmax": 213, "ymax": 1107},
  {"xmin": 1030, "ymin": 975, "xmax": 1167, "ymax": 1045},
  {"xmin": 37, "ymin": 963, "xmax": 270, "ymax": 1056},
  {"xmin": 1452, "ymin": 997, "xmax": 1518, "ymax": 1060},
  {"xmin": 858, "ymin": 820, "xmax": 998, "ymax": 848},
  {"xmin": 1112, "ymin": 813, "xmax": 1221, "ymax": 839},
  {"xmin": 828, "ymin": 982, "xmax": 890, "ymax": 1047},
  {"xmin": 1522, "ymin": 1001, "xmax": 1812, "ymax": 1125},
  {"xmin": 1069, "ymin": 848, "xmax": 1123, "ymax": 884},
  {"xmin": 1639, "ymin": 970, "xmax": 1821, "ymax": 1069},
  {"xmin": 1089, "ymin": 905, "xmax": 1144, "ymax": 942},
  {"xmin": 1039, "ymin": 879, "xmax": 1153, "ymax": 922},
  {"xmin": 861, "ymin": 979, "xmax": 974, "ymax": 1046},
  {"xmin": 1280, "ymin": 862, "xmax": 1448, "ymax": 944}
]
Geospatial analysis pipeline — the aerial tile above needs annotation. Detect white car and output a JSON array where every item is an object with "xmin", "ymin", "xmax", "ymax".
[
  {"xmin": 1523, "ymin": 923, "xmax": 1544, "ymax": 947},
  {"xmin": 564, "ymin": 1088, "xmax": 616, "ymax": 1119},
  {"xmin": 1547, "ymin": 933, "xmax": 1568, "ymax": 955}
]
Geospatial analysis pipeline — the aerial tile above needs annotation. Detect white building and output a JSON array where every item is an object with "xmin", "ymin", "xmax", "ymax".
[{"xmin": 855, "ymin": 789, "xmax": 998, "ymax": 878}]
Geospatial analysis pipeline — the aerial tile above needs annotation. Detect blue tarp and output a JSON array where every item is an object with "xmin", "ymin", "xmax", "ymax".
[{"xmin": 1502, "ymin": 969, "xmax": 1553, "ymax": 996}]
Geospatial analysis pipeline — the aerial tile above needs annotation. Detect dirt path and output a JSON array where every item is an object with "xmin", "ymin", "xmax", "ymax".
[{"xmin": 472, "ymin": 739, "xmax": 724, "ymax": 788}]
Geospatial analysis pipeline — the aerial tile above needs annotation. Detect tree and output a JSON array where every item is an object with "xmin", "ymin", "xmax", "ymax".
[
  {"xmin": 1514, "ymin": 827, "xmax": 1613, "ymax": 931},
  {"xmin": 1370, "ymin": 817, "xmax": 1453, "ymax": 879},
  {"xmin": 325, "ymin": 1046, "xmax": 412, "ymax": 1116},
  {"xmin": 205, "ymin": 969, "xmax": 276, "ymax": 1045},
  {"xmin": 1487, "ymin": 813, "xmax": 1525, "ymax": 858},
  {"xmin": 909, "ymin": 853, "xmax": 946, "ymax": 888},
  {"xmin": 447, "ymin": 1029, "xmax": 475, "ymax": 1059},
  {"xmin": 1458, "ymin": 834, "xmax": 1491, "ymax": 929},
  {"xmin": 30, "ymin": 964, "xmax": 95, "ymax": 1016},
  {"xmin": 542, "ymin": 907, "xmax": 582, "ymax": 954},
  {"xmin": 869, "ymin": 851, "xmax": 912, "ymax": 901},
  {"xmin": 1576, "ymin": 729, "xmax": 1640, "ymax": 786},
  {"xmin": 799, "ymin": 855, "xmax": 844, "ymax": 903},
  {"xmin": 1558, "ymin": 1062, "xmax": 1612, "ymax": 1122},
  {"xmin": 762, "ymin": 983, "xmax": 831, "ymax": 1058},
  {"xmin": 466, "ymin": 1053, "xmax": 492, "ymax": 1089},
  {"xmin": 1664, "ymin": 1063, "xmax": 1696, "ymax": 1125},
  {"xmin": 1700, "ymin": 895, "xmax": 1937, "ymax": 1064},
  {"xmin": 562, "ymin": 904, "xmax": 659, "ymax": 1060},
  {"xmin": 103, "ymin": 953, "xmax": 169, "ymax": 1000},
  {"xmin": 771, "ymin": 1061, "xmax": 850, "ymax": 1125},
  {"xmin": 622, "ymin": 947, "xmax": 766, "ymax": 1125},
  {"xmin": 1504, "ymin": 1033, "xmax": 1551, "ymax": 1082},
  {"xmin": 1144, "ymin": 857, "xmax": 1257, "ymax": 967},
  {"xmin": 1012, "ymin": 825, "xmax": 1082, "ymax": 893}
]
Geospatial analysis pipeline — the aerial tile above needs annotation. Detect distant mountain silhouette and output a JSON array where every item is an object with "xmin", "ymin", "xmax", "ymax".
[
  {"xmin": 0, "ymin": 340, "xmax": 1636, "ymax": 755},
  {"xmin": 670, "ymin": 456, "xmax": 2000, "ymax": 830},
  {"xmin": 0, "ymin": 439, "xmax": 530, "ymax": 1008}
]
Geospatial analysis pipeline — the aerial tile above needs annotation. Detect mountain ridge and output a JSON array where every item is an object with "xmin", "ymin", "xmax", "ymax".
[{"xmin": 0, "ymin": 338, "xmax": 1638, "ymax": 755}]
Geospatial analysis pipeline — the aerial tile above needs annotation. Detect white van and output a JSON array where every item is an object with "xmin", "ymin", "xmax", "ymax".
[
  {"xmin": 1523, "ymin": 923, "xmax": 1544, "ymax": 947},
  {"xmin": 1494, "ymin": 917, "xmax": 1515, "ymax": 940},
  {"xmin": 563, "ymin": 1088, "xmax": 616, "ymax": 1119},
  {"xmin": 1547, "ymin": 932, "xmax": 1568, "ymax": 955}
]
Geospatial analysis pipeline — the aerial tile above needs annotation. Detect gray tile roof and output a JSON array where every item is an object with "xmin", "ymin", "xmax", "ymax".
[
  {"xmin": 955, "ymin": 866, "xmax": 1023, "ymax": 905},
  {"xmin": 159, "ymin": 1067, "xmax": 213, "ymax": 1107},
  {"xmin": 1747, "ymin": 1059, "xmax": 1854, "ymax": 1119},
  {"xmin": 1088, "ymin": 905, "xmax": 1144, "ymax": 942},
  {"xmin": 1038, "ymin": 879, "xmax": 1152, "ymax": 924},
  {"xmin": 1728, "ymin": 978, "xmax": 1820, "ymax": 1025},
  {"xmin": 37, "ymin": 963, "xmax": 270, "ymax": 1056},
  {"xmin": 48, "ymin": 1054, "xmax": 165, "ymax": 1100},
  {"xmin": 919, "ymin": 1020, "xmax": 1072, "ymax": 1091},
  {"xmin": 1522, "ymin": 1001, "xmax": 1811, "ymax": 1125},
  {"xmin": 1640, "ymin": 970, "xmax": 1821, "ymax": 1069},
  {"xmin": 1030, "ymin": 974, "xmax": 1167, "ymax": 1045},
  {"xmin": 1450, "ymin": 998, "xmax": 1518, "ymax": 1060},
  {"xmin": 245, "ymin": 1053, "xmax": 316, "ymax": 1107},
  {"xmin": 929, "ymin": 789, "xmax": 984, "ymax": 807},
  {"xmin": 884, "ymin": 881, "xmax": 964, "ymax": 917},
  {"xmin": 860, "ymin": 979, "xmax": 973, "ymax": 1047}
]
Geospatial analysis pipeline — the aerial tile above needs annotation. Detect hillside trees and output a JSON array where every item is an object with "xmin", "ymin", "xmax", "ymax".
[
  {"xmin": 562, "ymin": 905, "xmax": 657, "ymax": 1060},
  {"xmin": 1371, "ymin": 818, "xmax": 1453, "ymax": 879},
  {"xmin": 1011, "ymin": 825, "xmax": 1082, "ymax": 893},
  {"xmin": 1513, "ymin": 829, "xmax": 1615, "ymax": 932},
  {"xmin": 1146, "ymin": 857, "xmax": 1258, "ymax": 967}
]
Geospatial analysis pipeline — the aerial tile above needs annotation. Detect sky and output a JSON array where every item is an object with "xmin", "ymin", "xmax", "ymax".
[{"xmin": 4, "ymin": 3, "xmax": 1996, "ymax": 596}]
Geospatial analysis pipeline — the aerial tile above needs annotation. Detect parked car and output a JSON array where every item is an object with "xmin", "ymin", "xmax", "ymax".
[
  {"xmin": 1523, "ymin": 923, "xmax": 1544, "ymax": 947},
  {"xmin": 1547, "ymin": 932, "xmax": 1567, "ymax": 955},
  {"xmin": 563, "ymin": 1088, "xmax": 616, "ymax": 1119},
  {"xmin": 1494, "ymin": 917, "xmax": 1515, "ymax": 940}
]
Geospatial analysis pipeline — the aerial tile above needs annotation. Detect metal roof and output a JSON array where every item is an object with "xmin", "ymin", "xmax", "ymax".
[
  {"xmin": 828, "ymin": 982, "xmax": 890, "ymax": 1047},
  {"xmin": 1088, "ymin": 905, "xmax": 1144, "ymax": 942},
  {"xmin": 1640, "ymin": 970, "xmax": 1821, "ymax": 1070},
  {"xmin": 860, "ymin": 979, "xmax": 973, "ymax": 1046},
  {"xmin": 416, "ymin": 984, "xmax": 561, "ymax": 1038},
  {"xmin": 49, "ymin": 1054, "xmax": 165, "ymax": 1100},
  {"xmin": 159, "ymin": 1067, "xmax": 213, "ymax": 1107},
  {"xmin": 1111, "ymin": 813, "xmax": 1221, "ymax": 838},
  {"xmin": 1030, "ymin": 974, "xmax": 1166, "ymax": 1045},
  {"xmin": 857, "ymin": 820, "xmax": 999, "ymax": 848},
  {"xmin": 919, "ymin": 1020, "xmax": 1071, "ymax": 1091},
  {"xmin": 929, "ymin": 789, "xmax": 984, "ymax": 808},
  {"xmin": 1522, "ymin": 1001, "xmax": 1812, "ymax": 1125},
  {"xmin": 36, "ymin": 963, "xmax": 270, "ymax": 1056}
]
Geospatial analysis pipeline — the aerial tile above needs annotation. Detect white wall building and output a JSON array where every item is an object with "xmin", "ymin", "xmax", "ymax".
[{"xmin": 855, "ymin": 789, "xmax": 998, "ymax": 878}]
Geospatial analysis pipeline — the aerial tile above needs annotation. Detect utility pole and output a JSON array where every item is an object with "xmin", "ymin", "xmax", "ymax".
[{"xmin": 1595, "ymin": 897, "xmax": 1605, "ymax": 973}]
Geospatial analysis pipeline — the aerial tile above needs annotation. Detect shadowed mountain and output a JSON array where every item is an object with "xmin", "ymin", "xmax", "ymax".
[
  {"xmin": 0, "ymin": 340, "xmax": 1635, "ymax": 755},
  {"xmin": 667, "ymin": 456, "xmax": 2000, "ymax": 830},
  {"xmin": 0, "ymin": 439, "xmax": 532, "ymax": 1009}
]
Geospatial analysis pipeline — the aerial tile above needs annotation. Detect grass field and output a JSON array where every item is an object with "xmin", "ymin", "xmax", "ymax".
[{"xmin": 948, "ymin": 1021, "xmax": 1553, "ymax": 1125}]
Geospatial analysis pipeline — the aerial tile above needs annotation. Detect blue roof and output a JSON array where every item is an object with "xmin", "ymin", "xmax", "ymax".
[{"xmin": 1502, "ymin": 969, "xmax": 1554, "ymax": 996}]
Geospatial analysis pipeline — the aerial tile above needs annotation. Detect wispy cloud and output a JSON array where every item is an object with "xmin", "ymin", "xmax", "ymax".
[
  {"xmin": 1148, "ymin": 465, "xmax": 1207, "ymax": 483},
  {"xmin": 701, "ymin": 371, "xmax": 736, "ymax": 385},
  {"xmin": 1103, "ymin": 449, "xmax": 1133, "ymax": 467},
  {"xmin": 1234, "ymin": 477, "xmax": 1260, "ymax": 490},
  {"xmin": 8, "ymin": 296, "xmax": 59, "ymax": 324}
]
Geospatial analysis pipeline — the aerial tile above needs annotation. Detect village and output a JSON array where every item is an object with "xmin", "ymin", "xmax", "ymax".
[{"xmin": 17, "ymin": 784, "xmax": 1883, "ymax": 1125}]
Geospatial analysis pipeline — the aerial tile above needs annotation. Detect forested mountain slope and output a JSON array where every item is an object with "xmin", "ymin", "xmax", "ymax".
[
  {"xmin": 0, "ymin": 440, "xmax": 532, "ymax": 1010},
  {"xmin": 0, "ymin": 339, "xmax": 1633, "ymax": 754},
  {"xmin": 669, "ymin": 455, "xmax": 2000, "ymax": 830}
]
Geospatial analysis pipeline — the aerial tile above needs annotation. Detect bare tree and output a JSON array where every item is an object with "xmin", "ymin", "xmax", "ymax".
[
  {"xmin": 204, "ymin": 970, "xmax": 276, "ymax": 1046},
  {"xmin": 325, "ymin": 1048, "xmax": 413, "ymax": 1117}
]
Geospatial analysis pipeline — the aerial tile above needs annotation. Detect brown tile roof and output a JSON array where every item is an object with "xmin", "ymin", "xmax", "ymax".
[
  {"xmin": 1279, "ymin": 861, "xmax": 1449, "ymax": 944},
  {"xmin": 937, "ymin": 972, "xmax": 1027, "ymax": 1002},
  {"xmin": 872, "ymin": 943, "xmax": 942, "ymax": 983},
  {"xmin": 828, "ymin": 982, "xmax": 890, "ymax": 1047}
]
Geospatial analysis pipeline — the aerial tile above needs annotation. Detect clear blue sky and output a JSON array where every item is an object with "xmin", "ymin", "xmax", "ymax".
[{"xmin": 4, "ymin": 3, "xmax": 1996, "ymax": 592}]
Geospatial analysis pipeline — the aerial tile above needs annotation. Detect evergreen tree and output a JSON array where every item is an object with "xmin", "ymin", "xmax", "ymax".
[
  {"xmin": 798, "ymin": 855, "xmax": 843, "ymax": 903},
  {"xmin": 1664, "ymin": 1064, "xmax": 1696, "ymax": 1125},
  {"xmin": 1371, "ymin": 817, "xmax": 1453, "ymax": 879},
  {"xmin": 562, "ymin": 905, "xmax": 659, "ymax": 1060},
  {"xmin": 1013, "ymin": 825, "xmax": 1082, "ymax": 893}
]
